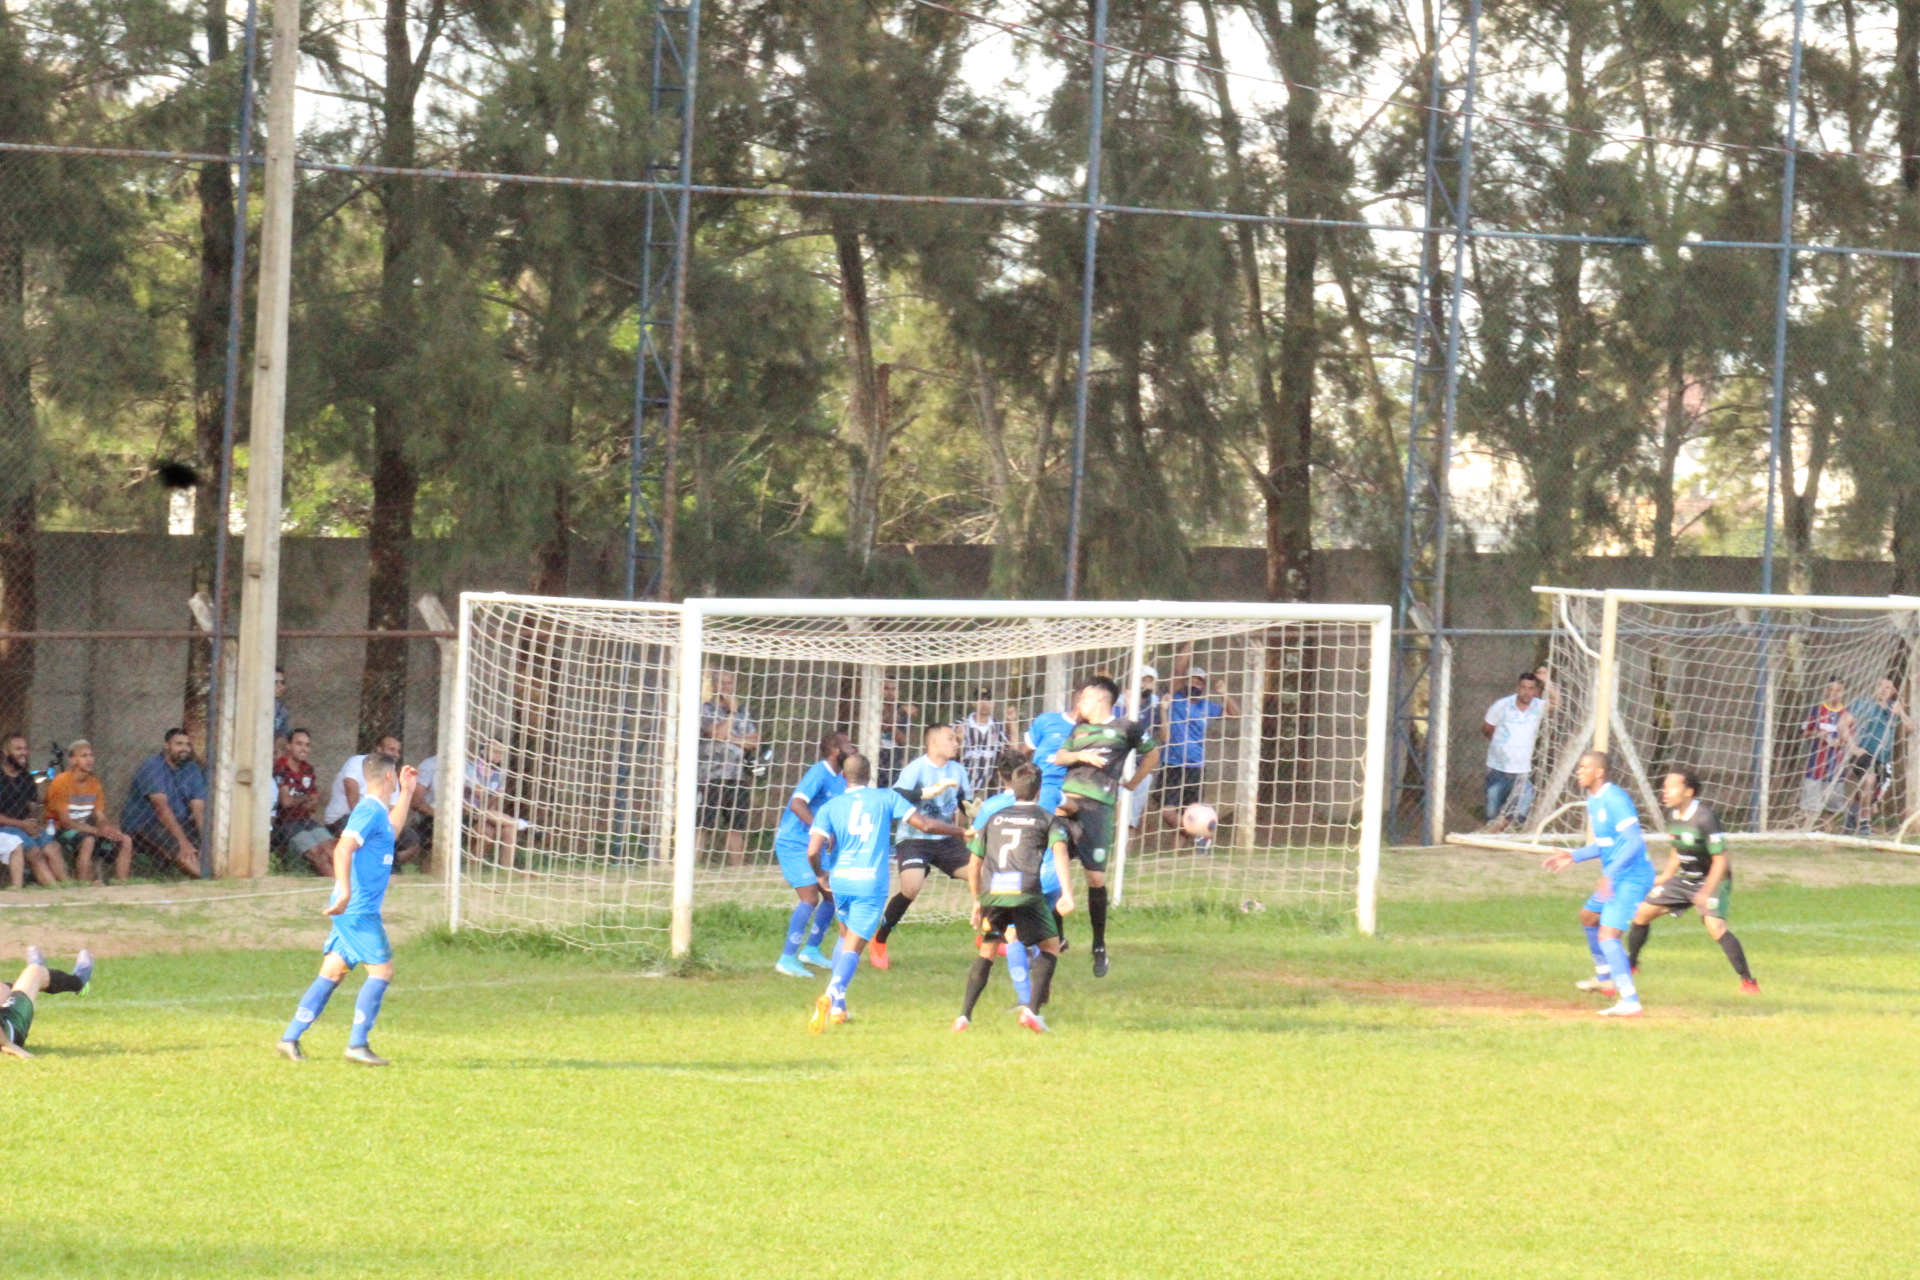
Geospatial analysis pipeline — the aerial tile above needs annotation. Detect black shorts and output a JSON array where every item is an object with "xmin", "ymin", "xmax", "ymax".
[
  {"xmin": 896, "ymin": 835, "xmax": 970, "ymax": 878},
  {"xmin": 981, "ymin": 899, "xmax": 1059, "ymax": 945},
  {"xmin": 1062, "ymin": 799, "xmax": 1113, "ymax": 872},
  {"xmin": 697, "ymin": 782, "xmax": 750, "ymax": 831},
  {"xmin": 1643, "ymin": 877, "xmax": 1730, "ymax": 920},
  {"xmin": 1847, "ymin": 752, "xmax": 1890, "ymax": 786},
  {"xmin": 1155, "ymin": 765, "xmax": 1204, "ymax": 812}
]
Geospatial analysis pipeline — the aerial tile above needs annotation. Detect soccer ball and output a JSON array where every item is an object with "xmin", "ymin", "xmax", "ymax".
[{"xmin": 1181, "ymin": 803, "xmax": 1218, "ymax": 841}]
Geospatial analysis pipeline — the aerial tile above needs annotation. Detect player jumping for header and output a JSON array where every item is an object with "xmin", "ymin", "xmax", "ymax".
[
  {"xmin": 1051, "ymin": 676, "xmax": 1158, "ymax": 977},
  {"xmin": 278, "ymin": 751, "xmax": 416, "ymax": 1065},
  {"xmin": 955, "ymin": 763, "xmax": 1076, "ymax": 1034},
  {"xmin": 1541, "ymin": 751, "xmax": 1656, "ymax": 1017},
  {"xmin": 1, "ymin": 946, "xmax": 94, "ymax": 1059},
  {"xmin": 773, "ymin": 730, "xmax": 854, "ymax": 977},
  {"xmin": 1625, "ymin": 768, "xmax": 1758, "ymax": 994},
  {"xmin": 805, "ymin": 753, "xmax": 962, "ymax": 1031}
]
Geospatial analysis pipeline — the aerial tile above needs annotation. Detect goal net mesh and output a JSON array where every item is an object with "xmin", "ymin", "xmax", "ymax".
[
  {"xmin": 1533, "ymin": 591, "xmax": 1920, "ymax": 838},
  {"xmin": 453, "ymin": 598, "xmax": 1385, "ymax": 952}
]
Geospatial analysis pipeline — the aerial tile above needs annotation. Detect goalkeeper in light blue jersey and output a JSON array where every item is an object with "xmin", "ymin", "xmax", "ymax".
[{"xmin": 1542, "ymin": 751, "xmax": 1655, "ymax": 1017}]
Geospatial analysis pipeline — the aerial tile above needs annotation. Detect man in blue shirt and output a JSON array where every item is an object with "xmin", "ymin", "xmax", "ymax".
[
  {"xmin": 1154, "ymin": 667, "xmax": 1239, "ymax": 851},
  {"xmin": 773, "ymin": 730, "xmax": 852, "ymax": 978},
  {"xmin": 277, "ymin": 752, "xmax": 418, "ymax": 1065},
  {"xmin": 804, "ymin": 754, "xmax": 960, "ymax": 1031},
  {"xmin": 1845, "ymin": 677, "xmax": 1912, "ymax": 836},
  {"xmin": 1024, "ymin": 705, "xmax": 1077, "ymax": 813},
  {"xmin": 867, "ymin": 725, "xmax": 971, "ymax": 970},
  {"xmin": 1542, "ymin": 751, "xmax": 1655, "ymax": 1017},
  {"xmin": 121, "ymin": 729, "xmax": 208, "ymax": 877}
]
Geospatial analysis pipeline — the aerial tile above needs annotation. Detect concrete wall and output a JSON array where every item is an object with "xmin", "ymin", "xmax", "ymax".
[{"xmin": 9, "ymin": 532, "xmax": 1896, "ymax": 832}]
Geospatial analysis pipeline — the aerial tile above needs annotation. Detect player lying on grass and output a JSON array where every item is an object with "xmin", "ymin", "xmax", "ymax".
[
  {"xmin": 773, "ymin": 730, "xmax": 853, "ymax": 978},
  {"xmin": 278, "ymin": 752, "xmax": 416, "ymax": 1066},
  {"xmin": 1, "ymin": 946, "xmax": 93, "ymax": 1059},
  {"xmin": 1541, "ymin": 750, "xmax": 1654, "ymax": 1017},
  {"xmin": 1051, "ymin": 676, "xmax": 1158, "ymax": 977},
  {"xmin": 955, "ymin": 763, "xmax": 1075, "ymax": 1034},
  {"xmin": 1626, "ymin": 768, "xmax": 1758, "ymax": 994},
  {"xmin": 969, "ymin": 748, "xmax": 1072, "ymax": 1008},
  {"xmin": 868, "ymin": 725, "xmax": 971, "ymax": 969},
  {"xmin": 804, "ymin": 753, "xmax": 961, "ymax": 1032}
]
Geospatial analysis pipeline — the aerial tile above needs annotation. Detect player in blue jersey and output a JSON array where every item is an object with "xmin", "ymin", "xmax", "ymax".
[
  {"xmin": 868, "ymin": 725, "xmax": 972, "ymax": 969},
  {"xmin": 278, "ymin": 752, "xmax": 417, "ymax": 1064},
  {"xmin": 773, "ymin": 730, "xmax": 853, "ymax": 978},
  {"xmin": 804, "ymin": 754, "xmax": 961, "ymax": 1031},
  {"xmin": 1541, "ymin": 751, "xmax": 1655, "ymax": 1017},
  {"xmin": 1025, "ymin": 704, "xmax": 1077, "ymax": 814}
]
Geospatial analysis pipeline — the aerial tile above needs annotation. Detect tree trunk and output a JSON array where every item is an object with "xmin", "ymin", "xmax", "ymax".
[
  {"xmin": 184, "ymin": 0, "xmax": 237, "ymax": 754},
  {"xmin": 970, "ymin": 350, "xmax": 1015, "ymax": 552},
  {"xmin": 357, "ymin": 0, "xmax": 429, "ymax": 750},
  {"xmin": 835, "ymin": 226, "xmax": 884, "ymax": 572},
  {"xmin": 1536, "ymin": 20, "xmax": 1594, "ymax": 585},
  {"xmin": 0, "ymin": 229, "xmax": 32, "ymax": 738},
  {"xmin": 1255, "ymin": 0, "xmax": 1320, "ymax": 603},
  {"xmin": 1784, "ymin": 403, "xmax": 1830, "ymax": 597},
  {"xmin": 1649, "ymin": 354, "xmax": 1685, "ymax": 586},
  {"xmin": 1892, "ymin": 0, "xmax": 1920, "ymax": 594}
]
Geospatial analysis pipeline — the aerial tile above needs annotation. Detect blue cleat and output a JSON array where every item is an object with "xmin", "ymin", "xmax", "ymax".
[
  {"xmin": 797, "ymin": 945, "xmax": 831, "ymax": 969},
  {"xmin": 775, "ymin": 955, "xmax": 811, "ymax": 978},
  {"xmin": 74, "ymin": 949, "xmax": 93, "ymax": 995}
]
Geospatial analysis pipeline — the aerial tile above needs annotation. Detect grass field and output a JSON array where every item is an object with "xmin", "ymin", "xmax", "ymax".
[{"xmin": 11, "ymin": 864, "xmax": 1920, "ymax": 1278}]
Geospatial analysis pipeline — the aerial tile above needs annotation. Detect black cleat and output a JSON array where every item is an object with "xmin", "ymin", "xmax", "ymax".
[
  {"xmin": 343, "ymin": 1045, "xmax": 390, "ymax": 1066},
  {"xmin": 1092, "ymin": 946, "xmax": 1109, "ymax": 978}
]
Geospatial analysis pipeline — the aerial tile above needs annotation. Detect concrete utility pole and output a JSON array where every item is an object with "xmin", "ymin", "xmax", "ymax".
[{"xmin": 225, "ymin": 0, "xmax": 300, "ymax": 876}]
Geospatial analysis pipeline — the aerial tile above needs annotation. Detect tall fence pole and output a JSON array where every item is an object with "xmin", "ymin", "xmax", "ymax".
[
  {"xmin": 1760, "ymin": 0, "xmax": 1807, "ymax": 596},
  {"xmin": 203, "ymin": 0, "xmax": 261, "ymax": 878},
  {"xmin": 228, "ymin": 0, "xmax": 299, "ymax": 877},
  {"xmin": 655, "ymin": 0, "xmax": 703, "ymax": 602},
  {"xmin": 1061, "ymin": 0, "xmax": 1110, "ymax": 601}
]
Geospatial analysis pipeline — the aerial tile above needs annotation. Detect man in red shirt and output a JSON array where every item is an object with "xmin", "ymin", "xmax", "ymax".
[{"xmin": 274, "ymin": 729, "xmax": 334, "ymax": 875}]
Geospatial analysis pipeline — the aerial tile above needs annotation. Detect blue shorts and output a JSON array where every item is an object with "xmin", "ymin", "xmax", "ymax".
[
  {"xmin": 1583, "ymin": 880, "xmax": 1613, "ymax": 914},
  {"xmin": 324, "ymin": 915, "xmax": 393, "ymax": 968},
  {"xmin": 834, "ymin": 895, "xmax": 887, "ymax": 942},
  {"xmin": 774, "ymin": 840, "xmax": 818, "ymax": 890},
  {"xmin": 1038, "ymin": 785, "xmax": 1063, "ymax": 814},
  {"xmin": 1599, "ymin": 874, "xmax": 1654, "ymax": 931}
]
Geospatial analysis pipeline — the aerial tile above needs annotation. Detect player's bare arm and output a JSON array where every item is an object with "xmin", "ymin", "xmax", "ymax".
[
  {"xmin": 1694, "ymin": 853, "xmax": 1730, "ymax": 911},
  {"xmin": 324, "ymin": 832, "xmax": 363, "ymax": 916},
  {"xmin": 385, "ymin": 764, "xmax": 418, "ymax": 831},
  {"xmin": 805, "ymin": 829, "xmax": 833, "ymax": 889},
  {"xmin": 1124, "ymin": 745, "xmax": 1161, "ymax": 790},
  {"xmin": 906, "ymin": 812, "xmax": 963, "ymax": 839}
]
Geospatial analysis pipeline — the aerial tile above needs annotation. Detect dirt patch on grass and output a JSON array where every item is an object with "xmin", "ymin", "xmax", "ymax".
[{"xmin": 0, "ymin": 874, "xmax": 447, "ymax": 960}]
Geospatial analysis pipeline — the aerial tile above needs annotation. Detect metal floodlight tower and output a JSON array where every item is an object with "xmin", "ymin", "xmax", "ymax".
[
  {"xmin": 624, "ymin": 0, "xmax": 702, "ymax": 602},
  {"xmin": 1391, "ymin": 0, "xmax": 1482, "ymax": 845}
]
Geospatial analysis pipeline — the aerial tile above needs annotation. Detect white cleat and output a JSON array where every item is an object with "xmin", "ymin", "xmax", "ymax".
[
  {"xmin": 1575, "ymin": 977, "xmax": 1617, "ymax": 994},
  {"xmin": 951, "ymin": 1016, "xmax": 970, "ymax": 1033},
  {"xmin": 1597, "ymin": 1000, "xmax": 1644, "ymax": 1018}
]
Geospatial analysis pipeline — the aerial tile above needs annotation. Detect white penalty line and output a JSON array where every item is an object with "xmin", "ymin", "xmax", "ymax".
[{"xmin": 81, "ymin": 968, "xmax": 665, "ymax": 1010}]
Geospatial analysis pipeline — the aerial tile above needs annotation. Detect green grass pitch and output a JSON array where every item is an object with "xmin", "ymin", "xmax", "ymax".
[{"xmin": 11, "ymin": 880, "xmax": 1920, "ymax": 1278}]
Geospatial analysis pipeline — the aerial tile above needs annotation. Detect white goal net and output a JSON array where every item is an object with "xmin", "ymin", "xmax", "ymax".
[
  {"xmin": 1530, "ymin": 588, "xmax": 1920, "ymax": 843},
  {"xmin": 445, "ymin": 596, "xmax": 1390, "ymax": 955}
]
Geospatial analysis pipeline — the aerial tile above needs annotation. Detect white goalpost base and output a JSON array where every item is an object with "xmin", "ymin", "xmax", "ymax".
[
  {"xmin": 445, "ymin": 596, "xmax": 1392, "ymax": 956},
  {"xmin": 1518, "ymin": 587, "xmax": 1920, "ymax": 845}
]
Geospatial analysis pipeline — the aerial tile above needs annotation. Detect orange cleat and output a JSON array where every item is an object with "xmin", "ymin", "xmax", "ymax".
[
  {"xmin": 1740, "ymin": 978, "xmax": 1760, "ymax": 994},
  {"xmin": 830, "ymin": 1005, "xmax": 851, "ymax": 1025},
  {"xmin": 869, "ymin": 940, "xmax": 890, "ymax": 970},
  {"xmin": 808, "ymin": 992, "xmax": 831, "ymax": 1035}
]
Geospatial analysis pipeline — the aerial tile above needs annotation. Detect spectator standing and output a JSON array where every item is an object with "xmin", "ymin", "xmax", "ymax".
[
  {"xmin": 274, "ymin": 728, "xmax": 334, "ymax": 875},
  {"xmin": 0, "ymin": 734, "xmax": 60, "ymax": 888},
  {"xmin": 1844, "ymin": 677, "xmax": 1913, "ymax": 836},
  {"xmin": 1155, "ymin": 666, "xmax": 1240, "ymax": 839},
  {"xmin": 273, "ymin": 667, "xmax": 291, "ymax": 756},
  {"xmin": 698, "ymin": 671, "xmax": 759, "ymax": 866},
  {"xmin": 122, "ymin": 728, "xmax": 207, "ymax": 876},
  {"xmin": 1117, "ymin": 666, "xmax": 1160, "ymax": 832},
  {"xmin": 1798, "ymin": 678, "xmax": 1853, "ymax": 828},
  {"xmin": 877, "ymin": 678, "xmax": 919, "ymax": 786},
  {"xmin": 47, "ymin": 740, "xmax": 135, "ymax": 881},
  {"xmin": 956, "ymin": 690, "xmax": 1012, "ymax": 798},
  {"xmin": 1481, "ymin": 670, "xmax": 1550, "ymax": 833},
  {"xmin": 327, "ymin": 735, "xmax": 423, "ymax": 863}
]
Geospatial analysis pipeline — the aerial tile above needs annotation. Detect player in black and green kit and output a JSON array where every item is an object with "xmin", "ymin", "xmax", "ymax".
[
  {"xmin": 955, "ymin": 764, "xmax": 1077, "ymax": 1033},
  {"xmin": 1, "ymin": 945, "xmax": 94, "ymax": 1060},
  {"xmin": 1626, "ymin": 768, "xmax": 1758, "ymax": 993},
  {"xmin": 1051, "ymin": 676, "xmax": 1158, "ymax": 977}
]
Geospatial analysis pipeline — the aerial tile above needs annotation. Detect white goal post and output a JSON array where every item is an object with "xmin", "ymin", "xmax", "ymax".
[
  {"xmin": 1522, "ymin": 587, "xmax": 1920, "ymax": 847},
  {"xmin": 444, "ymin": 595, "xmax": 1392, "ymax": 956}
]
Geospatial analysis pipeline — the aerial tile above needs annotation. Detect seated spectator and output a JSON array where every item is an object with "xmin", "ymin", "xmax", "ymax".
[
  {"xmin": 273, "ymin": 728, "xmax": 333, "ymax": 876},
  {"xmin": 466, "ymin": 739, "xmax": 519, "ymax": 868},
  {"xmin": 121, "ymin": 729, "xmax": 206, "ymax": 877},
  {"xmin": 412, "ymin": 753, "xmax": 440, "ymax": 868},
  {"xmin": 0, "ymin": 733, "xmax": 62, "ymax": 889},
  {"xmin": 325, "ymin": 734, "xmax": 422, "ymax": 863},
  {"xmin": 46, "ymin": 741, "xmax": 135, "ymax": 882}
]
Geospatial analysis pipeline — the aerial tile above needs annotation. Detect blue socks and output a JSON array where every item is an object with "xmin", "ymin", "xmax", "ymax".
[
  {"xmin": 1598, "ymin": 939, "xmax": 1638, "ymax": 1001},
  {"xmin": 807, "ymin": 894, "xmax": 836, "ymax": 947},
  {"xmin": 283, "ymin": 975, "xmax": 340, "ymax": 1042},
  {"xmin": 1006, "ymin": 937, "xmax": 1032, "ymax": 1006},
  {"xmin": 350, "ymin": 978, "xmax": 389, "ymax": 1048},
  {"xmin": 782, "ymin": 902, "xmax": 813, "ymax": 958},
  {"xmin": 828, "ymin": 946, "xmax": 861, "ymax": 1007},
  {"xmin": 1584, "ymin": 925, "xmax": 1610, "ymax": 977}
]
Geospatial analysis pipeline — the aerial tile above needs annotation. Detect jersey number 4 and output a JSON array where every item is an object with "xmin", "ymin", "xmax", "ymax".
[{"xmin": 849, "ymin": 807, "xmax": 877, "ymax": 850}]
